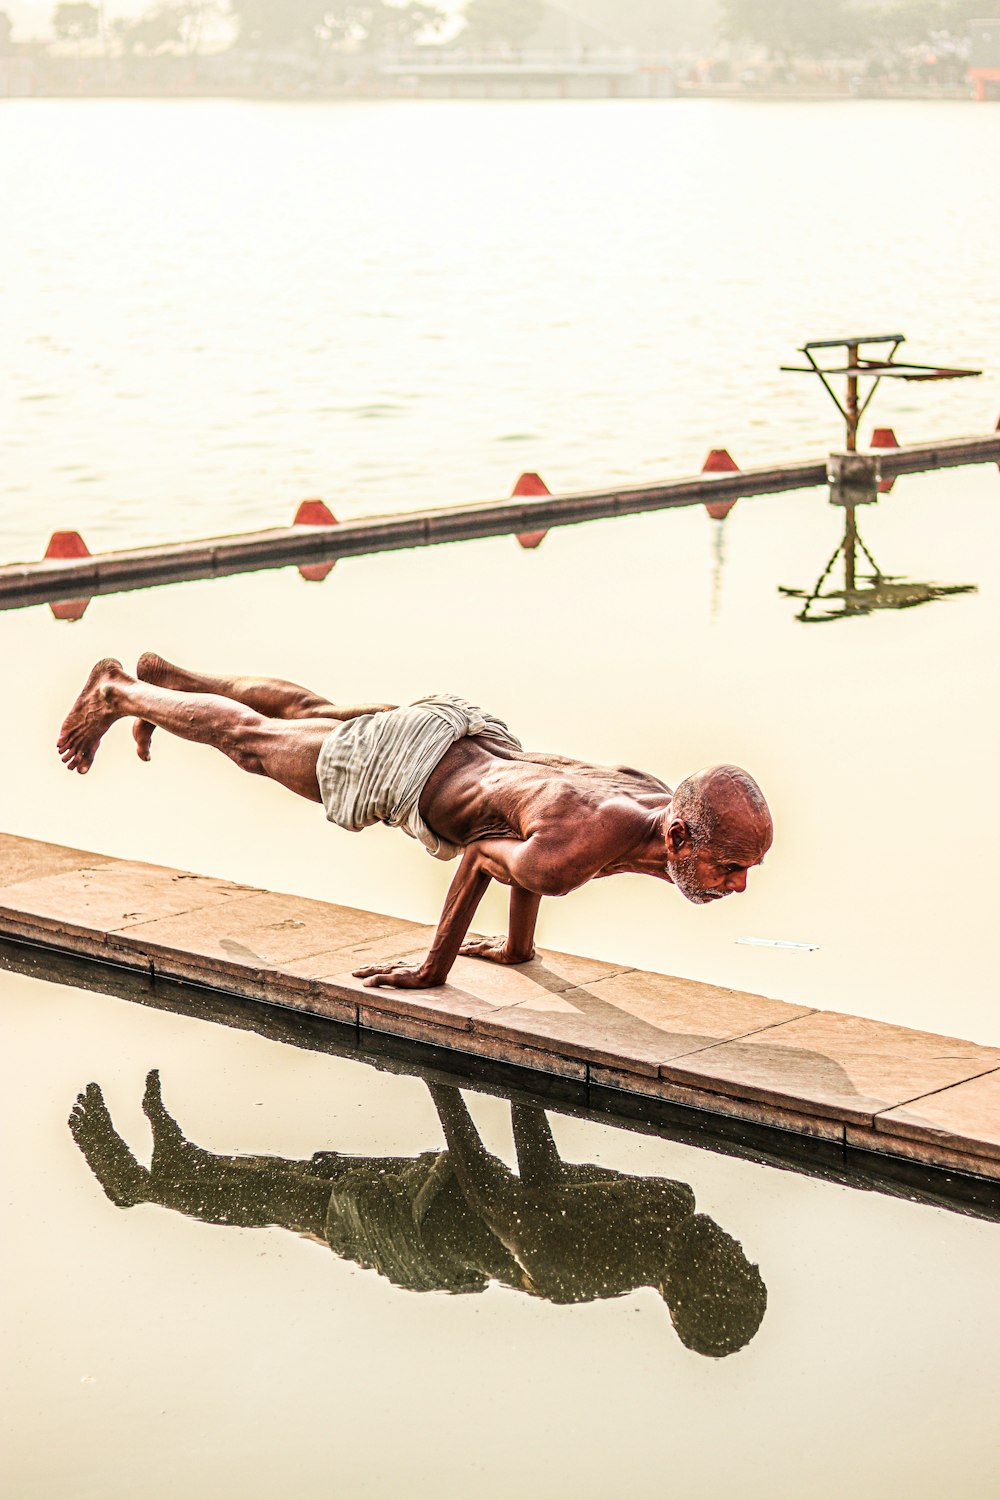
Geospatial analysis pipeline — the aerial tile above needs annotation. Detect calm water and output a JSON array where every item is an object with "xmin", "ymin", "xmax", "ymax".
[
  {"xmin": 3, "ymin": 97, "xmax": 1000, "ymax": 1497},
  {"xmin": 1, "ymin": 99, "xmax": 999, "ymax": 555},
  {"xmin": 4, "ymin": 960, "xmax": 1000, "ymax": 1500}
]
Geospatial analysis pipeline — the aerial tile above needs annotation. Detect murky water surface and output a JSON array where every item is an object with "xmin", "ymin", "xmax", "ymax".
[{"xmin": 3, "ymin": 98, "xmax": 1000, "ymax": 1497}]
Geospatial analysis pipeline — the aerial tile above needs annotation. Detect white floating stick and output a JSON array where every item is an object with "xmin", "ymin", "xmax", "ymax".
[{"xmin": 736, "ymin": 937, "xmax": 819, "ymax": 951}]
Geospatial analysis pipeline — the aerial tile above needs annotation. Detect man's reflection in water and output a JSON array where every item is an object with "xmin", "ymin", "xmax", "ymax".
[{"xmin": 70, "ymin": 1070, "xmax": 767, "ymax": 1358}]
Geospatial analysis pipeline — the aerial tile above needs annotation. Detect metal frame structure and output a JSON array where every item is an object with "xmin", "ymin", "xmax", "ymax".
[
  {"xmin": 781, "ymin": 334, "xmax": 981, "ymax": 450},
  {"xmin": 779, "ymin": 503, "xmax": 977, "ymax": 623}
]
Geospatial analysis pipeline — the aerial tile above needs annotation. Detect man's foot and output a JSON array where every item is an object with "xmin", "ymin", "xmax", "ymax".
[
  {"xmin": 57, "ymin": 658, "xmax": 131, "ymax": 773},
  {"xmin": 133, "ymin": 651, "xmax": 175, "ymax": 760},
  {"xmin": 68, "ymin": 1083, "xmax": 150, "ymax": 1207},
  {"xmin": 142, "ymin": 1067, "xmax": 188, "ymax": 1173}
]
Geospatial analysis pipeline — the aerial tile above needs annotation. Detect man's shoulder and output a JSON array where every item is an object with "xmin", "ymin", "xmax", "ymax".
[{"xmin": 531, "ymin": 786, "xmax": 652, "ymax": 850}]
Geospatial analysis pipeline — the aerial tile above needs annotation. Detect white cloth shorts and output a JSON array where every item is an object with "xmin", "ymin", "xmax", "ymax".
[{"xmin": 316, "ymin": 693, "xmax": 521, "ymax": 860}]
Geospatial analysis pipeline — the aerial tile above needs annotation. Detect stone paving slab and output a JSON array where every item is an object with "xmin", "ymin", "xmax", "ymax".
[
  {"xmin": 661, "ymin": 1011, "xmax": 1000, "ymax": 1126},
  {"xmin": 321, "ymin": 946, "xmax": 637, "ymax": 1042},
  {"xmin": 488, "ymin": 968, "xmax": 813, "ymax": 1077},
  {"xmin": 871, "ymin": 1069, "xmax": 1000, "ymax": 1163},
  {"xmin": 282, "ymin": 925, "xmax": 434, "ymax": 981},
  {"xmin": 589, "ymin": 1064, "xmax": 847, "ymax": 1141},
  {"xmin": 111, "ymin": 889, "xmax": 415, "ymax": 979},
  {"xmin": 844, "ymin": 1123, "xmax": 1000, "ymax": 1182},
  {"xmin": 2, "ymin": 835, "xmax": 1000, "ymax": 1180},
  {"xmin": 303, "ymin": 942, "xmax": 635, "ymax": 1044},
  {"xmin": 355, "ymin": 1004, "xmax": 589, "ymax": 1081},
  {"xmin": 0, "ymin": 859, "xmax": 259, "ymax": 954},
  {"xmin": 0, "ymin": 834, "xmax": 113, "ymax": 890}
]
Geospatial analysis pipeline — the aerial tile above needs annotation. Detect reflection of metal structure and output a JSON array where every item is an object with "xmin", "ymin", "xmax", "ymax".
[
  {"xmin": 779, "ymin": 503, "xmax": 977, "ymax": 623},
  {"xmin": 709, "ymin": 514, "xmax": 728, "ymax": 619},
  {"xmin": 781, "ymin": 334, "xmax": 981, "ymax": 451}
]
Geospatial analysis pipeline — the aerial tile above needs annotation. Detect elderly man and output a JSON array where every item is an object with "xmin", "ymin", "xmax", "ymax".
[{"xmin": 57, "ymin": 655, "xmax": 772, "ymax": 990}]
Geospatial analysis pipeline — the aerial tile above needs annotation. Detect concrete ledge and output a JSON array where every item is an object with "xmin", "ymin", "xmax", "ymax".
[{"xmin": 2, "ymin": 832, "xmax": 999, "ymax": 1180}]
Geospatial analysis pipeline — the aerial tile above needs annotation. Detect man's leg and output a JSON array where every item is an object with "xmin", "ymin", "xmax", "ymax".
[
  {"xmin": 58, "ymin": 657, "xmax": 338, "ymax": 798},
  {"xmin": 132, "ymin": 651, "xmax": 394, "ymax": 761},
  {"xmin": 70, "ymin": 1072, "xmax": 331, "ymax": 1236}
]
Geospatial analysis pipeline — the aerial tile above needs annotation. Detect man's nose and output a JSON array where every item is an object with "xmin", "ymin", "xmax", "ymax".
[{"xmin": 727, "ymin": 870, "xmax": 748, "ymax": 894}]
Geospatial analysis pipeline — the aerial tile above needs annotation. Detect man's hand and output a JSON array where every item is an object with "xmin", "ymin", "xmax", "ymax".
[
  {"xmin": 459, "ymin": 936, "xmax": 535, "ymax": 966},
  {"xmin": 351, "ymin": 852, "xmax": 542, "ymax": 990},
  {"xmin": 352, "ymin": 960, "xmax": 445, "ymax": 990}
]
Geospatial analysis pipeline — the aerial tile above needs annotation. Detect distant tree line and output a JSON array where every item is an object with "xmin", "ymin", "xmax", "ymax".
[
  {"xmin": 28, "ymin": 0, "xmax": 993, "ymax": 57},
  {"xmin": 42, "ymin": 0, "xmax": 448, "ymax": 53},
  {"xmin": 51, "ymin": 2, "xmax": 99, "ymax": 43},
  {"xmin": 718, "ymin": 0, "xmax": 988, "ymax": 58},
  {"xmin": 226, "ymin": 0, "xmax": 446, "ymax": 51},
  {"xmin": 224, "ymin": 0, "xmax": 552, "ymax": 52}
]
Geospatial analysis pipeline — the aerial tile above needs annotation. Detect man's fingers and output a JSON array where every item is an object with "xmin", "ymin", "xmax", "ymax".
[{"xmin": 460, "ymin": 939, "xmax": 514, "ymax": 964}]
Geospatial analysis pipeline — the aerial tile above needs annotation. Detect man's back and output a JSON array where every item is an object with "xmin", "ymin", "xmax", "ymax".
[{"xmin": 419, "ymin": 734, "xmax": 674, "ymax": 874}]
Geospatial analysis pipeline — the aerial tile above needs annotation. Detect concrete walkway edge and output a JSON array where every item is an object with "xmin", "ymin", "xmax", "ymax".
[{"xmin": 2, "ymin": 833, "xmax": 999, "ymax": 1182}]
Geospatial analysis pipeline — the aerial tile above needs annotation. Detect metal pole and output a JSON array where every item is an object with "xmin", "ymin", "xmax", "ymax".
[
  {"xmin": 846, "ymin": 341, "xmax": 859, "ymax": 451},
  {"xmin": 844, "ymin": 506, "xmax": 857, "ymax": 593}
]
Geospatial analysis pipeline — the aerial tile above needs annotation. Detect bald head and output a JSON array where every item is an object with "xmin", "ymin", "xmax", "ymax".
[
  {"xmin": 672, "ymin": 765, "xmax": 772, "ymax": 852},
  {"xmin": 666, "ymin": 765, "xmax": 772, "ymax": 904},
  {"xmin": 661, "ymin": 1214, "xmax": 768, "ymax": 1358}
]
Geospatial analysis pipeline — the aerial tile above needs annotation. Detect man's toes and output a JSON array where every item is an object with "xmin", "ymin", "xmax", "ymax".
[
  {"xmin": 132, "ymin": 721, "xmax": 154, "ymax": 761},
  {"xmin": 69, "ymin": 1084, "xmax": 100, "ymax": 1129},
  {"xmin": 136, "ymin": 651, "xmax": 166, "ymax": 683}
]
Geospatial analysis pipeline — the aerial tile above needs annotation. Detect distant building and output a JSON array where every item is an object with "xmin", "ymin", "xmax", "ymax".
[{"xmin": 380, "ymin": 0, "xmax": 674, "ymax": 99}]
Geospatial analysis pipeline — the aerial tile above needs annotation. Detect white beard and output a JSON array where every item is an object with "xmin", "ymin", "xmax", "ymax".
[{"xmin": 668, "ymin": 857, "xmax": 727, "ymax": 905}]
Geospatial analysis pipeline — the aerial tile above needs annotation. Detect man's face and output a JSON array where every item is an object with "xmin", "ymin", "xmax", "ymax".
[{"xmin": 666, "ymin": 822, "xmax": 771, "ymax": 905}]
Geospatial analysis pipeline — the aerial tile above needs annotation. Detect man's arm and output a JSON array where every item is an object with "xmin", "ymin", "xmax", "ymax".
[
  {"xmin": 352, "ymin": 820, "xmax": 611, "ymax": 990},
  {"xmin": 354, "ymin": 846, "xmax": 492, "ymax": 989},
  {"xmin": 458, "ymin": 883, "xmax": 542, "ymax": 967}
]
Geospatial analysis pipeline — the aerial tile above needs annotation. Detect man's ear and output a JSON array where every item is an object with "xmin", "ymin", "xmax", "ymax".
[{"xmin": 666, "ymin": 818, "xmax": 691, "ymax": 856}]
